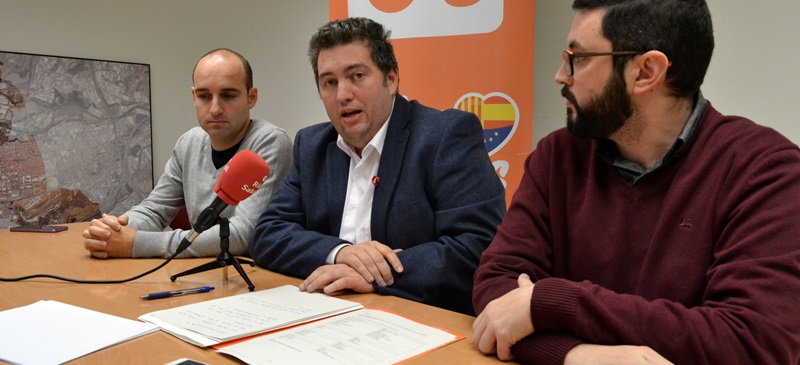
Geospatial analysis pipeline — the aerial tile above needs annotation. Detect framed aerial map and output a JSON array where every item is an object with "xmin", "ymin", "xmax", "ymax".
[{"xmin": 0, "ymin": 50, "xmax": 153, "ymax": 229}]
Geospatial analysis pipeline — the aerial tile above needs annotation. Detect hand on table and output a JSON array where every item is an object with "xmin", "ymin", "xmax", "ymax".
[
  {"xmin": 82, "ymin": 213, "xmax": 135, "ymax": 258},
  {"xmin": 299, "ymin": 264, "xmax": 375, "ymax": 294},
  {"xmin": 565, "ymin": 344, "xmax": 674, "ymax": 365},
  {"xmin": 473, "ymin": 273, "xmax": 536, "ymax": 361},
  {"xmin": 335, "ymin": 240, "xmax": 403, "ymax": 286}
]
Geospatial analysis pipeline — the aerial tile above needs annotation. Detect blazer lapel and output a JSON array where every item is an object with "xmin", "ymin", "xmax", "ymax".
[
  {"xmin": 326, "ymin": 140, "xmax": 349, "ymax": 236},
  {"xmin": 371, "ymin": 95, "xmax": 411, "ymax": 242}
]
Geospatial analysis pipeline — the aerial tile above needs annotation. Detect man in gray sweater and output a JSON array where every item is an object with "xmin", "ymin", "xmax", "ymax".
[{"xmin": 82, "ymin": 48, "xmax": 291, "ymax": 258}]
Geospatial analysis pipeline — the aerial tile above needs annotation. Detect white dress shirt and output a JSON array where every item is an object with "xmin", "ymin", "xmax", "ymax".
[{"xmin": 325, "ymin": 111, "xmax": 392, "ymax": 264}]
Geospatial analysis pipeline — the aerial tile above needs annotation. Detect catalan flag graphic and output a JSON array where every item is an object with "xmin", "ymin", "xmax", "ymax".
[{"xmin": 457, "ymin": 93, "xmax": 518, "ymax": 155}]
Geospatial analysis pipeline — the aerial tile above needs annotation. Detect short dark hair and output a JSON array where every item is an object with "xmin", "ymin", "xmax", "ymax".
[
  {"xmin": 572, "ymin": 0, "xmax": 714, "ymax": 98},
  {"xmin": 192, "ymin": 48, "xmax": 253, "ymax": 90},
  {"xmin": 308, "ymin": 17, "xmax": 398, "ymax": 87}
]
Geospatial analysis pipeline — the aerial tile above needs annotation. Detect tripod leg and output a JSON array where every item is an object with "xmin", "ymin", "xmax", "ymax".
[
  {"xmin": 236, "ymin": 257, "xmax": 257, "ymax": 267},
  {"xmin": 230, "ymin": 257, "xmax": 255, "ymax": 291},
  {"xmin": 170, "ymin": 260, "xmax": 226, "ymax": 281},
  {"xmin": 169, "ymin": 218, "xmax": 255, "ymax": 290}
]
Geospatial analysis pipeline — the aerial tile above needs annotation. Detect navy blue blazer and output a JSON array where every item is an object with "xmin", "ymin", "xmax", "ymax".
[{"xmin": 250, "ymin": 95, "xmax": 505, "ymax": 314}]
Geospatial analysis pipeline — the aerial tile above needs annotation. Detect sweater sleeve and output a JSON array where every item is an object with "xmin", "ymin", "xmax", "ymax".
[
  {"xmin": 127, "ymin": 134, "xmax": 190, "ymax": 257},
  {"xmin": 131, "ymin": 122, "xmax": 292, "ymax": 258},
  {"xmin": 474, "ymin": 138, "xmax": 587, "ymax": 365}
]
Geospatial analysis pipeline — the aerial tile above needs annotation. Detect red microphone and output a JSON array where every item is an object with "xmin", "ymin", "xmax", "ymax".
[
  {"xmin": 214, "ymin": 149, "xmax": 270, "ymax": 206},
  {"xmin": 175, "ymin": 149, "xmax": 269, "ymax": 255}
]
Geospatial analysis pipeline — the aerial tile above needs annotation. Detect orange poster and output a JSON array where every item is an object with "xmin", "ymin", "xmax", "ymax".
[{"xmin": 330, "ymin": 0, "xmax": 535, "ymax": 206}]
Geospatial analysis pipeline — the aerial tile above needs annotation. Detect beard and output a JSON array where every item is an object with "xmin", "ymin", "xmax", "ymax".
[{"xmin": 562, "ymin": 70, "xmax": 633, "ymax": 139}]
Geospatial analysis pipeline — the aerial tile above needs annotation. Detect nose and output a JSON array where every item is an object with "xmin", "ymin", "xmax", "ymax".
[
  {"xmin": 554, "ymin": 61, "xmax": 572, "ymax": 86},
  {"xmin": 210, "ymin": 96, "xmax": 223, "ymax": 116},
  {"xmin": 336, "ymin": 81, "xmax": 354, "ymax": 103}
]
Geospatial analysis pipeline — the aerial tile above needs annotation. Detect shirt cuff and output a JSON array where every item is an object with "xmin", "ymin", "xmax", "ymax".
[{"xmin": 325, "ymin": 243, "xmax": 351, "ymax": 264}]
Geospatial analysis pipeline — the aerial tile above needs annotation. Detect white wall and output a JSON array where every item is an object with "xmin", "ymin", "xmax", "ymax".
[
  {"xmin": 533, "ymin": 1, "xmax": 575, "ymax": 147},
  {"xmin": 533, "ymin": 0, "xmax": 800, "ymax": 147},
  {"xmin": 703, "ymin": 0, "xmax": 800, "ymax": 142},
  {"xmin": 2, "ymin": 1, "xmax": 798, "ymax": 181}
]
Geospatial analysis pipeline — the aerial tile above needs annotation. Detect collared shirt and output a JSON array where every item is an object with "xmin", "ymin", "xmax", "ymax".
[
  {"xmin": 325, "ymin": 109, "xmax": 393, "ymax": 264},
  {"xmin": 595, "ymin": 91, "xmax": 709, "ymax": 186}
]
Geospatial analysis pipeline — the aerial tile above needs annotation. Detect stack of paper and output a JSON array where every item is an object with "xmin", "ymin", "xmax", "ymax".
[
  {"xmin": 139, "ymin": 285, "xmax": 363, "ymax": 347},
  {"xmin": 218, "ymin": 308, "xmax": 462, "ymax": 365},
  {"xmin": 140, "ymin": 284, "xmax": 464, "ymax": 365},
  {"xmin": 0, "ymin": 300, "xmax": 158, "ymax": 365}
]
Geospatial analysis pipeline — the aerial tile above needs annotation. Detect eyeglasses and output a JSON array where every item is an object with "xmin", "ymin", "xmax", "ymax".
[{"xmin": 562, "ymin": 49, "xmax": 642, "ymax": 76}]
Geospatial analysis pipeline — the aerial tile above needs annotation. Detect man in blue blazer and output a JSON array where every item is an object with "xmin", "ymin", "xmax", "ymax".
[{"xmin": 249, "ymin": 17, "xmax": 505, "ymax": 315}]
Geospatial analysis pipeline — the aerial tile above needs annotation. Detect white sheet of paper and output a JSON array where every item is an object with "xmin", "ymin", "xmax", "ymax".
[
  {"xmin": 0, "ymin": 300, "xmax": 158, "ymax": 365},
  {"xmin": 139, "ymin": 285, "xmax": 363, "ymax": 347},
  {"xmin": 218, "ymin": 309, "xmax": 460, "ymax": 365}
]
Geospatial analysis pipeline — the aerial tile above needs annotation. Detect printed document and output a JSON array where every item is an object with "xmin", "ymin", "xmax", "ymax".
[
  {"xmin": 139, "ymin": 285, "xmax": 363, "ymax": 347},
  {"xmin": 218, "ymin": 308, "xmax": 461, "ymax": 365}
]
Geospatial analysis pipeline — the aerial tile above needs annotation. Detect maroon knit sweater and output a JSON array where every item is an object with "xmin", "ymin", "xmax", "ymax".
[{"xmin": 473, "ymin": 104, "xmax": 800, "ymax": 364}]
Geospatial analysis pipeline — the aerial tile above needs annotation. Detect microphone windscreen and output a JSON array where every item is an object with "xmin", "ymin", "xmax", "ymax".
[{"xmin": 214, "ymin": 149, "xmax": 270, "ymax": 206}]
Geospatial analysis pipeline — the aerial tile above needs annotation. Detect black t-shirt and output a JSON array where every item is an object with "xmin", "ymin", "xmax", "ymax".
[{"xmin": 211, "ymin": 139, "xmax": 244, "ymax": 170}]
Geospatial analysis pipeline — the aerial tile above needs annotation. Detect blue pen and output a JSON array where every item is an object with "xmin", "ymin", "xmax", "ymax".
[{"xmin": 140, "ymin": 286, "xmax": 215, "ymax": 300}]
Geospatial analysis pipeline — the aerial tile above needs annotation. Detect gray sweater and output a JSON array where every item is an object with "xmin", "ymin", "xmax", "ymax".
[{"xmin": 128, "ymin": 119, "xmax": 292, "ymax": 258}]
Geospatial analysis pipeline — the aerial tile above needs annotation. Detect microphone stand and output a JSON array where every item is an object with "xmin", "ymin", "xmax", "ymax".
[{"xmin": 170, "ymin": 218, "xmax": 256, "ymax": 291}]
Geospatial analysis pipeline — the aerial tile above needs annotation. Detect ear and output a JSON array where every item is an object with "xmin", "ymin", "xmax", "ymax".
[
  {"xmin": 386, "ymin": 68, "xmax": 399, "ymax": 95},
  {"xmin": 248, "ymin": 86, "xmax": 259, "ymax": 109},
  {"xmin": 630, "ymin": 50, "xmax": 670, "ymax": 96}
]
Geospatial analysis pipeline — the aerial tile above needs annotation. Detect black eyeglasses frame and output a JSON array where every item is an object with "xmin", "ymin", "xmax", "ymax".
[{"xmin": 562, "ymin": 49, "xmax": 642, "ymax": 76}]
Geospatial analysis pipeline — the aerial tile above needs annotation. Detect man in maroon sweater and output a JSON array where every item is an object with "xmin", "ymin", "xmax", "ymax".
[{"xmin": 472, "ymin": 1, "xmax": 800, "ymax": 364}]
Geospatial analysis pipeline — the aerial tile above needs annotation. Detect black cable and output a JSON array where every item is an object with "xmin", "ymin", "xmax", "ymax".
[
  {"xmin": 0, "ymin": 251, "xmax": 179, "ymax": 284},
  {"xmin": 2, "ymin": 206, "xmax": 221, "ymax": 284}
]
